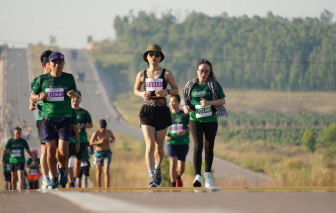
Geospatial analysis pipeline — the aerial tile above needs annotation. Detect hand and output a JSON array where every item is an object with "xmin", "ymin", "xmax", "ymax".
[
  {"xmin": 183, "ymin": 105, "xmax": 191, "ymax": 114},
  {"xmin": 200, "ymin": 98, "xmax": 210, "ymax": 106},
  {"xmin": 98, "ymin": 138, "xmax": 105, "ymax": 144},
  {"xmin": 108, "ymin": 138, "xmax": 115, "ymax": 143},
  {"xmin": 75, "ymin": 142, "xmax": 80, "ymax": 153},
  {"xmin": 177, "ymin": 130, "xmax": 187, "ymax": 137},
  {"xmin": 155, "ymin": 89, "xmax": 167, "ymax": 97},
  {"xmin": 29, "ymin": 102, "xmax": 37, "ymax": 111},
  {"xmin": 166, "ymin": 136, "xmax": 172, "ymax": 141},
  {"xmin": 78, "ymin": 124, "xmax": 84, "ymax": 129},
  {"xmin": 67, "ymin": 90, "xmax": 77, "ymax": 98},
  {"xmin": 38, "ymin": 92, "xmax": 47, "ymax": 100},
  {"xmin": 142, "ymin": 91, "xmax": 152, "ymax": 100}
]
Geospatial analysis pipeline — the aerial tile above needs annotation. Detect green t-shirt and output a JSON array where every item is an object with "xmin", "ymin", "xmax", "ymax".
[
  {"xmin": 31, "ymin": 77, "xmax": 43, "ymax": 120},
  {"xmin": 3, "ymin": 152, "xmax": 11, "ymax": 172},
  {"xmin": 190, "ymin": 82, "xmax": 225, "ymax": 123},
  {"xmin": 70, "ymin": 108, "xmax": 92, "ymax": 143},
  {"xmin": 27, "ymin": 158, "xmax": 40, "ymax": 174},
  {"xmin": 167, "ymin": 110, "xmax": 190, "ymax": 145},
  {"xmin": 81, "ymin": 144, "xmax": 93, "ymax": 161},
  {"xmin": 31, "ymin": 72, "xmax": 77, "ymax": 118},
  {"xmin": 4, "ymin": 138, "xmax": 30, "ymax": 163}
]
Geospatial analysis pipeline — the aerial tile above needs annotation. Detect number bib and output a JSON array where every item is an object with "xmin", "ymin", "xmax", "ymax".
[
  {"xmin": 12, "ymin": 150, "xmax": 21, "ymax": 157},
  {"xmin": 6, "ymin": 164, "xmax": 11, "ymax": 170},
  {"xmin": 170, "ymin": 124, "xmax": 183, "ymax": 134},
  {"xmin": 195, "ymin": 105, "xmax": 212, "ymax": 118},
  {"xmin": 30, "ymin": 169, "xmax": 38, "ymax": 175},
  {"xmin": 145, "ymin": 78, "xmax": 163, "ymax": 92},
  {"xmin": 94, "ymin": 157, "xmax": 102, "ymax": 165},
  {"xmin": 45, "ymin": 88, "xmax": 64, "ymax": 101},
  {"xmin": 81, "ymin": 161, "xmax": 89, "ymax": 167}
]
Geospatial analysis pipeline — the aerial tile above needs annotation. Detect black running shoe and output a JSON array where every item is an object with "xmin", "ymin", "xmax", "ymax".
[{"xmin": 154, "ymin": 167, "xmax": 163, "ymax": 186}]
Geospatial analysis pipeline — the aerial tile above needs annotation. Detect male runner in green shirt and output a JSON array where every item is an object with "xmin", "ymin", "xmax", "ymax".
[{"xmin": 30, "ymin": 51, "xmax": 79, "ymax": 188}]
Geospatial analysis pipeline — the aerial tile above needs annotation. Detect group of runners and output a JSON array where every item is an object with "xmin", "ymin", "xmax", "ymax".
[{"xmin": 2, "ymin": 43, "xmax": 227, "ymax": 189}]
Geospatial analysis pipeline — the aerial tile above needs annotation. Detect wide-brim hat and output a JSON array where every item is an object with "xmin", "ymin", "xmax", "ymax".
[{"xmin": 143, "ymin": 44, "xmax": 165, "ymax": 62}]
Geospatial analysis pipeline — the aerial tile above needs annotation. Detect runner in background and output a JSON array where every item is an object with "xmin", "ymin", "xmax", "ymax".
[
  {"xmin": 77, "ymin": 144, "xmax": 93, "ymax": 188},
  {"xmin": 29, "ymin": 50, "xmax": 53, "ymax": 189},
  {"xmin": 27, "ymin": 149, "xmax": 41, "ymax": 189},
  {"xmin": 133, "ymin": 44, "xmax": 179, "ymax": 187},
  {"xmin": 90, "ymin": 119, "xmax": 115, "ymax": 187},
  {"xmin": 2, "ymin": 127, "xmax": 36, "ymax": 190},
  {"xmin": 166, "ymin": 95, "xmax": 190, "ymax": 187},
  {"xmin": 1, "ymin": 150, "xmax": 11, "ymax": 190}
]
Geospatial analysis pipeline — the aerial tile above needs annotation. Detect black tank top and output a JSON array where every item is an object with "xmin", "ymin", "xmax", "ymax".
[{"xmin": 143, "ymin": 69, "xmax": 167, "ymax": 98}]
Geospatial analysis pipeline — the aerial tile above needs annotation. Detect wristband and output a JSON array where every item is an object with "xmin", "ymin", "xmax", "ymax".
[
  {"xmin": 38, "ymin": 94, "xmax": 41, "ymax": 100},
  {"xmin": 167, "ymin": 89, "xmax": 170, "ymax": 95}
]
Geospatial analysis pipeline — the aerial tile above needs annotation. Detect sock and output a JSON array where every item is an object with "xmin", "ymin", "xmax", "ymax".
[
  {"xmin": 171, "ymin": 181, "xmax": 176, "ymax": 187},
  {"xmin": 155, "ymin": 161, "xmax": 161, "ymax": 170},
  {"xmin": 176, "ymin": 175, "xmax": 181, "ymax": 180},
  {"xmin": 148, "ymin": 169, "xmax": 155, "ymax": 177}
]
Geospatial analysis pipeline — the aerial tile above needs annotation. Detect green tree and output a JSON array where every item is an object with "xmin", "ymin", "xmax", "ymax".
[
  {"xmin": 302, "ymin": 129, "xmax": 316, "ymax": 153},
  {"xmin": 317, "ymin": 123, "xmax": 336, "ymax": 148}
]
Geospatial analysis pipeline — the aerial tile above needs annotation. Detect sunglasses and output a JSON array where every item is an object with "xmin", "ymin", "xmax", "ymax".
[{"xmin": 148, "ymin": 52, "xmax": 161, "ymax": 57}]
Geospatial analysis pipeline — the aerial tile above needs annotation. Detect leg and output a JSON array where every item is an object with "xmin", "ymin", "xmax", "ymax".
[
  {"xmin": 141, "ymin": 125, "xmax": 156, "ymax": 171},
  {"xmin": 203, "ymin": 121, "xmax": 218, "ymax": 173},
  {"xmin": 17, "ymin": 170, "xmax": 24, "ymax": 190},
  {"xmin": 58, "ymin": 140, "xmax": 69, "ymax": 170},
  {"xmin": 190, "ymin": 120, "xmax": 204, "ymax": 176},
  {"xmin": 11, "ymin": 171, "xmax": 17, "ymax": 190},
  {"xmin": 177, "ymin": 160, "xmax": 186, "ymax": 176},
  {"xmin": 104, "ymin": 163, "xmax": 110, "ymax": 187},
  {"xmin": 169, "ymin": 157, "xmax": 177, "ymax": 183},
  {"xmin": 66, "ymin": 158, "xmax": 73, "ymax": 188},
  {"xmin": 45, "ymin": 140, "xmax": 58, "ymax": 178},
  {"xmin": 40, "ymin": 144, "xmax": 49, "ymax": 177},
  {"xmin": 96, "ymin": 165, "xmax": 102, "ymax": 187},
  {"xmin": 154, "ymin": 128, "xmax": 168, "ymax": 164},
  {"xmin": 74, "ymin": 158, "xmax": 81, "ymax": 182}
]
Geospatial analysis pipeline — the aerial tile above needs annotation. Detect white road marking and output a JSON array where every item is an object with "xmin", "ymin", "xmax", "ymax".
[{"xmin": 52, "ymin": 191, "xmax": 247, "ymax": 213}]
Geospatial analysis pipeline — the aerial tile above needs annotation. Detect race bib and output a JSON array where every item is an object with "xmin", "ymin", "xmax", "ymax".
[
  {"xmin": 30, "ymin": 169, "xmax": 38, "ymax": 175},
  {"xmin": 12, "ymin": 150, "xmax": 21, "ymax": 157},
  {"xmin": 171, "ymin": 124, "xmax": 183, "ymax": 134},
  {"xmin": 195, "ymin": 105, "xmax": 212, "ymax": 118},
  {"xmin": 6, "ymin": 164, "xmax": 10, "ymax": 170},
  {"xmin": 45, "ymin": 88, "xmax": 64, "ymax": 102},
  {"xmin": 94, "ymin": 157, "xmax": 102, "ymax": 165},
  {"xmin": 81, "ymin": 161, "xmax": 89, "ymax": 167},
  {"xmin": 145, "ymin": 78, "xmax": 163, "ymax": 92}
]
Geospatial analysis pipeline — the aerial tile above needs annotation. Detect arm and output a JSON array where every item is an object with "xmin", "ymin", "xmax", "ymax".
[
  {"xmin": 89, "ymin": 131, "xmax": 104, "ymax": 146},
  {"xmin": 1, "ymin": 149, "xmax": 8, "ymax": 165},
  {"xmin": 108, "ymin": 131, "xmax": 115, "ymax": 143},
  {"xmin": 200, "ymin": 97, "xmax": 225, "ymax": 106},
  {"xmin": 155, "ymin": 70, "xmax": 179, "ymax": 97},
  {"xmin": 134, "ymin": 71, "xmax": 151, "ymax": 100},
  {"xmin": 29, "ymin": 99, "xmax": 37, "ymax": 111},
  {"xmin": 72, "ymin": 124, "xmax": 80, "ymax": 153},
  {"xmin": 78, "ymin": 123, "xmax": 93, "ymax": 129},
  {"xmin": 26, "ymin": 149, "xmax": 37, "ymax": 166}
]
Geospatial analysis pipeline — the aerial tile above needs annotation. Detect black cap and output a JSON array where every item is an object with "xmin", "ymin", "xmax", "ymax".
[{"xmin": 99, "ymin": 119, "xmax": 107, "ymax": 128}]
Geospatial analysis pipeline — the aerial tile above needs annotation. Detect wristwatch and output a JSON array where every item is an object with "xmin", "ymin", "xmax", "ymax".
[{"xmin": 167, "ymin": 89, "xmax": 171, "ymax": 95}]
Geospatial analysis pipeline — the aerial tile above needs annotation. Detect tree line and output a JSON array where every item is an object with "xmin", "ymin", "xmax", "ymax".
[{"xmin": 111, "ymin": 9, "xmax": 336, "ymax": 91}]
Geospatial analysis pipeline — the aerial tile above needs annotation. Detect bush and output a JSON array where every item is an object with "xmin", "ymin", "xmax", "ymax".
[
  {"xmin": 302, "ymin": 129, "xmax": 316, "ymax": 153},
  {"xmin": 317, "ymin": 123, "xmax": 336, "ymax": 148}
]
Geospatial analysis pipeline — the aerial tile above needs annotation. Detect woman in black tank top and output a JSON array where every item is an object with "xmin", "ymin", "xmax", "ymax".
[{"xmin": 134, "ymin": 44, "xmax": 179, "ymax": 187}]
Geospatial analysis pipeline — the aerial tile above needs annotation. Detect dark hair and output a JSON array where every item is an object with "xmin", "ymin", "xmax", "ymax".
[
  {"xmin": 14, "ymin": 127, "xmax": 22, "ymax": 132},
  {"xmin": 99, "ymin": 119, "xmax": 107, "ymax": 128},
  {"xmin": 170, "ymin": 94, "xmax": 181, "ymax": 102},
  {"xmin": 77, "ymin": 90, "xmax": 81, "ymax": 97},
  {"xmin": 197, "ymin": 59, "xmax": 216, "ymax": 80},
  {"xmin": 40, "ymin": 50, "xmax": 54, "ymax": 64}
]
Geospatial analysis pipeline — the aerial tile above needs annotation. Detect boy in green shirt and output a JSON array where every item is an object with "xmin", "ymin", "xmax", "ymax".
[
  {"xmin": 166, "ymin": 95, "xmax": 190, "ymax": 187},
  {"xmin": 1, "ymin": 150, "xmax": 11, "ymax": 190},
  {"xmin": 2, "ymin": 127, "xmax": 36, "ymax": 190}
]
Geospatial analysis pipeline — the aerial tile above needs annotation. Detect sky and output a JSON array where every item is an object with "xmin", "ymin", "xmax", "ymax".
[{"xmin": 0, "ymin": 0, "xmax": 335, "ymax": 48}]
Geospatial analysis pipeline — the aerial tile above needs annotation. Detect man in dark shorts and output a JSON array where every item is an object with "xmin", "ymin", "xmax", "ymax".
[
  {"xmin": 30, "ymin": 51, "xmax": 79, "ymax": 188},
  {"xmin": 68, "ymin": 90, "xmax": 93, "ymax": 187},
  {"xmin": 2, "ymin": 127, "xmax": 36, "ymax": 190},
  {"xmin": 77, "ymin": 145, "xmax": 93, "ymax": 188},
  {"xmin": 29, "ymin": 50, "xmax": 53, "ymax": 189},
  {"xmin": 1, "ymin": 149, "xmax": 11, "ymax": 190}
]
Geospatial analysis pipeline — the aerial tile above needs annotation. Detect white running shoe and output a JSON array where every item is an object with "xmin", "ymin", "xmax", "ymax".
[
  {"xmin": 193, "ymin": 174, "xmax": 203, "ymax": 187},
  {"xmin": 42, "ymin": 177, "xmax": 50, "ymax": 189},
  {"xmin": 203, "ymin": 172, "xmax": 214, "ymax": 188}
]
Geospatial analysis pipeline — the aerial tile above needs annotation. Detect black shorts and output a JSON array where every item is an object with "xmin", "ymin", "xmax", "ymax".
[
  {"xmin": 36, "ymin": 120, "xmax": 44, "ymax": 144},
  {"xmin": 69, "ymin": 142, "xmax": 88, "ymax": 160},
  {"xmin": 10, "ymin": 163, "xmax": 25, "ymax": 172},
  {"xmin": 40, "ymin": 117, "xmax": 72, "ymax": 143},
  {"xmin": 78, "ymin": 164, "xmax": 90, "ymax": 178},
  {"xmin": 139, "ymin": 105, "xmax": 172, "ymax": 131},
  {"xmin": 4, "ymin": 172, "xmax": 11, "ymax": 181},
  {"xmin": 167, "ymin": 144, "xmax": 189, "ymax": 161}
]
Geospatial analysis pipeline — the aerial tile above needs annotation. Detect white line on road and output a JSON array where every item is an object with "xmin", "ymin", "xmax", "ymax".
[{"xmin": 52, "ymin": 191, "xmax": 247, "ymax": 213}]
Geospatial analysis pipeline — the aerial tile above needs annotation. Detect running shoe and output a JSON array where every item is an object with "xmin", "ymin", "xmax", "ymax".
[
  {"xmin": 193, "ymin": 174, "xmax": 203, "ymax": 187},
  {"xmin": 48, "ymin": 178, "xmax": 59, "ymax": 189},
  {"xmin": 203, "ymin": 172, "xmax": 214, "ymax": 188},
  {"xmin": 154, "ymin": 167, "xmax": 162, "ymax": 186},
  {"xmin": 58, "ymin": 164, "xmax": 68, "ymax": 187},
  {"xmin": 176, "ymin": 178, "xmax": 183, "ymax": 187},
  {"xmin": 148, "ymin": 176, "xmax": 158, "ymax": 187},
  {"xmin": 42, "ymin": 177, "xmax": 51, "ymax": 189}
]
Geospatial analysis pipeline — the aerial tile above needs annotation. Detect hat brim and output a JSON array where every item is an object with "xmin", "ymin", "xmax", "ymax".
[{"xmin": 143, "ymin": 51, "xmax": 165, "ymax": 63}]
